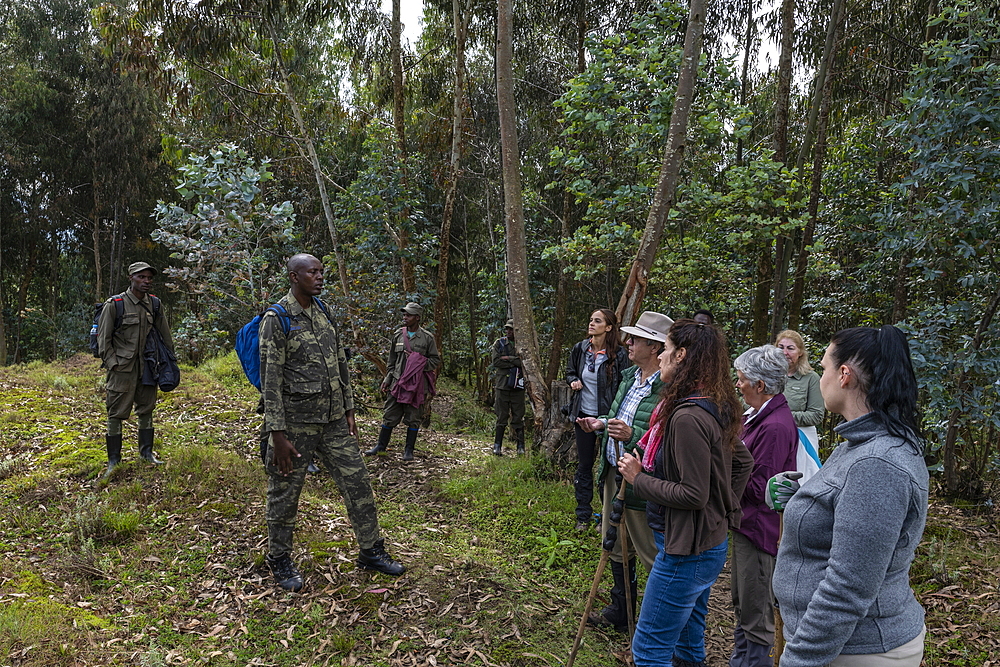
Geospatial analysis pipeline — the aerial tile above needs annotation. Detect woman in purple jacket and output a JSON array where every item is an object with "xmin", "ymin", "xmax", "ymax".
[{"xmin": 731, "ymin": 345, "xmax": 798, "ymax": 666}]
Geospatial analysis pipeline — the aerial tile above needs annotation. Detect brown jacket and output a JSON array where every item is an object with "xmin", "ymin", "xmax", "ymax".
[{"xmin": 632, "ymin": 401, "xmax": 754, "ymax": 556}]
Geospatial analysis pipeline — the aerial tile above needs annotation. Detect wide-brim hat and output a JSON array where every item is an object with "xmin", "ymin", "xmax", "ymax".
[
  {"xmin": 620, "ymin": 311, "xmax": 673, "ymax": 343},
  {"xmin": 400, "ymin": 302, "xmax": 423, "ymax": 315},
  {"xmin": 505, "ymin": 319, "xmax": 514, "ymax": 329},
  {"xmin": 127, "ymin": 261, "xmax": 156, "ymax": 276}
]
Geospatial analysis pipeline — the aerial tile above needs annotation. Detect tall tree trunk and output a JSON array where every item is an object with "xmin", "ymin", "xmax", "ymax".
[
  {"xmin": 787, "ymin": 0, "xmax": 845, "ymax": 330},
  {"xmin": 773, "ymin": 0, "xmax": 794, "ymax": 165},
  {"xmin": 750, "ymin": 242, "xmax": 773, "ymax": 345},
  {"xmin": 736, "ymin": 0, "xmax": 754, "ymax": 167},
  {"xmin": 93, "ymin": 216, "xmax": 103, "ymax": 302},
  {"xmin": 434, "ymin": 0, "xmax": 469, "ymax": 354},
  {"xmin": 50, "ymin": 231, "xmax": 58, "ymax": 360},
  {"xmin": 615, "ymin": 0, "xmax": 707, "ymax": 327},
  {"xmin": 497, "ymin": 0, "xmax": 549, "ymax": 449},
  {"xmin": 545, "ymin": 1, "xmax": 586, "ymax": 386},
  {"xmin": 267, "ymin": 24, "xmax": 386, "ymax": 373},
  {"xmin": 545, "ymin": 191, "xmax": 572, "ymax": 387},
  {"xmin": 760, "ymin": 0, "xmax": 795, "ymax": 341},
  {"xmin": 773, "ymin": 0, "xmax": 843, "ymax": 337},
  {"xmin": 943, "ymin": 281, "xmax": 1000, "ymax": 495},
  {"xmin": 391, "ymin": 0, "xmax": 416, "ymax": 293}
]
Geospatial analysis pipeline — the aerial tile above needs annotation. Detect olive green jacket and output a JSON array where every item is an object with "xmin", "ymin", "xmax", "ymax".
[
  {"xmin": 260, "ymin": 292, "xmax": 353, "ymax": 433},
  {"xmin": 97, "ymin": 290, "xmax": 173, "ymax": 392},
  {"xmin": 784, "ymin": 370, "xmax": 824, "ymax": 427},
  {"xmin": 383, "ymin": 327, "xmax": 441, "ymax": 392}
]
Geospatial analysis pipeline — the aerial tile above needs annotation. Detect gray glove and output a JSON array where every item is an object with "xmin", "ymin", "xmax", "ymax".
[{"xmin": 766, "ymin": 471, "xmax": 804, "ymax": 512}]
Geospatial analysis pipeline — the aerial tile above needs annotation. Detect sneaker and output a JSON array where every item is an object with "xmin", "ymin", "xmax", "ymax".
[
  {"xmin": 267, "ymin": 554, "xmax": 303, "ymax": 592},
  {"xmin": 357, "ymin": 538, "xmax": 406, "ymax": 576}
]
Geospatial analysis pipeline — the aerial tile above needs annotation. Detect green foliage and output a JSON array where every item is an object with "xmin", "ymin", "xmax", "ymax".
[
  {"xmin": 888, "ymin": 2, "xmax": 1000, "ymax": 495},
  {"xmin": 534, "ymin": 527, "xmax": 576, "ymax": 569},
  {"xmin": 546, "ymin": 2, "xmax": 749, "ymax": 281},
  {"xmin": 152, "ymin": 143, "xmax": 299, "ymax": 356}
]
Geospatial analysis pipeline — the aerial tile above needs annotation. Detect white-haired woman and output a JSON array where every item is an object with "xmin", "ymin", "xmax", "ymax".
[{"xmin": 730, "ymin": 345, "xmax": 798, "ymax": 666}]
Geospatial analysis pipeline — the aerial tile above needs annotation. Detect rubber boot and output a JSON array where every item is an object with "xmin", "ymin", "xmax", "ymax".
[
  {"xmin": 138, "ymin": 428, "xmax": 162, "ymax": 465},
  {"xmin": 514, "ymin": 427, "xmax": 525, "ymax": 455},
  {"xmin": 729, "ymin": 627, "xmax": 749, "ymax": 667},
  {"xmin": 365, "ymin": 426, "xmax": 392, "ymax": 456},
  {"xmin": 102, "ymin": 434, "xmax": 123, "ymax": 480},
  {"xmin": 402, "ymin": 428, "xmax": 418, "ymax": 461},
  {"xmin": 744, "ymin": 640, "xmax": 773, "ymax": 667},
  {"xmin": 586, "ymin": 558, "xmax": 636, "ymax": 632},
  {"xmin": 492, "ymin": 425, "xmax": 505, "ymax": 456}
]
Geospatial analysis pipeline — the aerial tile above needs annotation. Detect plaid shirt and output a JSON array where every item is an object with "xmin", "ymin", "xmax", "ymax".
[{"xmin": 606, "ymin": 367, "xmax": 660, "ymax": 466}]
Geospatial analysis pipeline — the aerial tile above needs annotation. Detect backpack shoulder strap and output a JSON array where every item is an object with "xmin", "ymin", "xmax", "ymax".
[
  {"xmin": 265, "ymin": 303, "xmax": 291, "ymax": 335},
  {"xmin": 150, "ymin": 295, "xmax": 161, "ymax": 319},
  {"xmin": 312, "ymin": 297, "xmax": 336, "ymax": 327},
  {"xmin": 111, "ymin": 295, "xmax": 125, "ymax": 330}
]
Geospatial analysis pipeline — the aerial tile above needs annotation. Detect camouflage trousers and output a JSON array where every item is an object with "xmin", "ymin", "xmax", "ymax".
[{"xmin": 266, "ymin": 418, "xmax": 381, "ymax": 559}]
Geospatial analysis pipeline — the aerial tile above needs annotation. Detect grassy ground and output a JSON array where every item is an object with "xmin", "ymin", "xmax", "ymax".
[{"xmin": 0, "ymin": 354, "xmax": 997, "ymax": 666}]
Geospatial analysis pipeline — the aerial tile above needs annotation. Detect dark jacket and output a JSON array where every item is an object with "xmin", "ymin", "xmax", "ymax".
[
  {"xmin": 384, "ymin": 327, "xmax": 441, "ymax": 394},
  {"xmin": 595, "ymin": 368, "xmax": 664, "ymax": 511},
  {"xmin": 491, "ymin": 336, "xmax": 523, "ymax": 390},
  {"xmin": 735, "ymin": 393, "xmax": 798, "ymax": 556},
  {"xmin": 565, "ymin": 338, "xmax": 629, "ymax": 419},
  {"xmin": 97, "ymin": 290, "xmax": 173, "ymax": 392},
  {"xmin": 632, "ymin": 400, "xmax": 754, "ymax": 556}
]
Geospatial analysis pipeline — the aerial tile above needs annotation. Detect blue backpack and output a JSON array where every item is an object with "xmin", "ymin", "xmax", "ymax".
[{"xmin": 235, "ymin": 298, "xmax": 334, "ymax": 390}]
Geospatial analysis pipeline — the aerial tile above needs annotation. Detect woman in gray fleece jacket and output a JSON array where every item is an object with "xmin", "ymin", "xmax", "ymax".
[{"xmin": 769, "ymin": 325, "xmax": 928, "ymax": 667}]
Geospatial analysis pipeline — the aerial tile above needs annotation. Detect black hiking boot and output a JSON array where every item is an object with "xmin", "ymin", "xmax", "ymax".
[
  {"xmin": 138, "ymin": 428, "xmax": 163, "ymax": 465},
  {"xmin": 357, "ymin": 538, "xmax": 406, "ymax": 576},
  {"xmin": 365, "ymin": 427, "xmax": 391, "ymax": 456},
  {"xmin": 402, "ymin": 428, "xmax": 418, "ymax": 461},
  {"xmin": 267, "ymin": 554, "xmax": 304, "ymax": 592},
  {"xmin": 102, "ymin": 434, "xmax": 123, "ymax": 481}
]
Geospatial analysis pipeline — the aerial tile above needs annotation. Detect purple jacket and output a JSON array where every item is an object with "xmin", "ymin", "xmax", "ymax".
[
  {"xmin": 390, "ymin": 350, "xmax": 436, "ymax": 408},
  {"xmin": 735, "ymin": 392, "xmax": 798, "ymax": 555}
]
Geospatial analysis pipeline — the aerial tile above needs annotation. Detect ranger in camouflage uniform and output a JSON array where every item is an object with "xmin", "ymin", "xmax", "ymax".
[
  {"xmin": 97, "ymin": 261, "xmax": 174, "ymax": 479},
  {"xmin": 260, "ymin": 253, "xmax": 404, "ymax": 591}
]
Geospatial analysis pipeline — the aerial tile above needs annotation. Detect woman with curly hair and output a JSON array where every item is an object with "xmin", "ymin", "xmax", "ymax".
[{"xmin": 618, "ymin": 320, "xmax": 754, "ymax": 667}]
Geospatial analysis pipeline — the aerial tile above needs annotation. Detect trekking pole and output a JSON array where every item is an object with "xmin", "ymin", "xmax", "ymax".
[
  {"xmin": 567, "ymin": 471, "xmax": 630, "ymax": 667},
  {"xmin": 618, "ymin": 485, "xmax": 637, "ymax": 639}
]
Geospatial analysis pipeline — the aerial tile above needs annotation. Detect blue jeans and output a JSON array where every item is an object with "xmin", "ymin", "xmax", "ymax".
[{"xmin": 632, "ymin": 537, "xmax": 729, "ymax": 666}]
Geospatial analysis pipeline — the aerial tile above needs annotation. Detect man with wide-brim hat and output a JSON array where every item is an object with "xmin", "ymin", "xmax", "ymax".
[
  {"xmin": 96, "ymin": 261, "xmax": 175, "ymax": 479},
  {"xmin": 365, "ymin": 302, "xmax": 441, "ymax": 461},
  {"xmin": 577, "ymin": 310, "xmax": 673, "ymax": 632},
  {"xmin": 490, "ymin": 318, "xmax": 526, "ymax": 456}
]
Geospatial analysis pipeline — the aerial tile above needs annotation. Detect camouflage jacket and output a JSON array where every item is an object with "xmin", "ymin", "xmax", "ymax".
[
  {"xmin": 260, "ymin": 291, "xmax": 354, "ymax": 432},
  {"xmin": 97, "ymin": 290, "xmax": 173, "ymax": 391},
  {"xmin": 383, "ymin": 327, "xmax": 440, "ymax": 391}
]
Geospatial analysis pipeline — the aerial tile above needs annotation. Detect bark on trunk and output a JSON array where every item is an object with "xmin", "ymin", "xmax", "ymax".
[
  {"xmin": 545, "ymin": 191, "xmax": 572, "ymax": 387},
  {"xmin": 750, "ymin": 241, "xmax": 773, "ymax": 346},
  {"xmin": 434, "ymin": 0, "xmax": 469, "ymax": 354},
  {"xmin": 497, "ymin": 0, "xmax": 549, "ymax": 450},
  {"xmin": 615, "ymin": 0, "xmax": 707, "ymax": 328},
  {"xmin": 788, "ymin": 0, "xmax": 845, "ymax": 329},
  {"xmin": 391, "ymin": 0, "xmax": 416, "ymax": 293},
  {"xmin": 268, "ymin": 24, "xmax": 386, "ymax": 374}
]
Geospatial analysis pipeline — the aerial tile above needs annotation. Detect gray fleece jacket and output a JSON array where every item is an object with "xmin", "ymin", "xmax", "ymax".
[{"xmin": 773, "ymin": 412, "xmax": 928, "ymax": 666}]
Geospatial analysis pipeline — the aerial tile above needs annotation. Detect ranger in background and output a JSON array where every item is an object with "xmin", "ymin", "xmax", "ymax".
[{"xmin": 97, "ymin": 261, "xmax": 173, "ymax": 480}]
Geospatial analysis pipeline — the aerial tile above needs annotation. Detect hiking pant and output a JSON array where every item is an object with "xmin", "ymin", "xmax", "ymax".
[
  {"xmin": 106, "ymin": 363, "xmax": 157, "ymax": 421},
  {"xmin": 266, "ymin": 418, "xmax": 381, "ymax": 559},
  {"xmin": 494, "ymin": 388, "xmax": 525, "ymax": 429},
  {"xmin": 381, "ymin": 394, "xmax": 422, "ymax": 430}
]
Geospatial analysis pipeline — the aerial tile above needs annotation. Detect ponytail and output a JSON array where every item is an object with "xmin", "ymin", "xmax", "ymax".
[{"xmin": 829, "ymin": 325, "xmax": 922, "ymax": 449}]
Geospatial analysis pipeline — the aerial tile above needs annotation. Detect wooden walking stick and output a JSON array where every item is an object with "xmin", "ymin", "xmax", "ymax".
[
  {"xmin": 566, "ymin": 479, "xmax": 630, "ymax": 667},
  {"xmin": 619, "ymin": 490, "xmax": 637, "ymax": 639}
]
